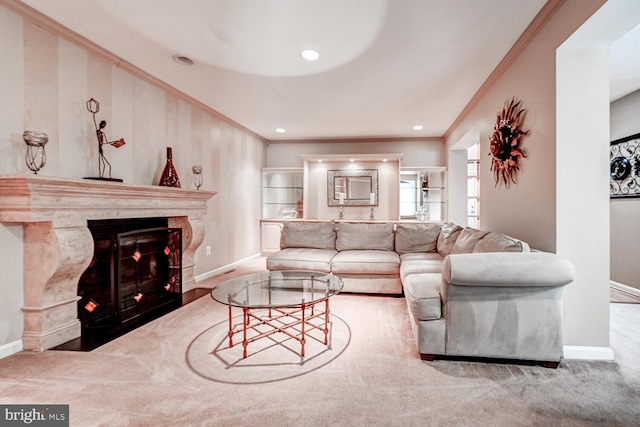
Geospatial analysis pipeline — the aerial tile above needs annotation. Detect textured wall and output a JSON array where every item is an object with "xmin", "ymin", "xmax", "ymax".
[{"xmin": 0, "ymin": 5, "xmax": 266, "ymax": 349}]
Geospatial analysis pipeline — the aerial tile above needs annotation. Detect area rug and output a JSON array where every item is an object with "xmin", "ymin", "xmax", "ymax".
[{"xmin": 186, "ymin": 313, "xmax": 351, "ymax": 384}]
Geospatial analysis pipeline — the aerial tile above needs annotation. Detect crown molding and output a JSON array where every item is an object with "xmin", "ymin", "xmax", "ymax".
[
  {"xmin": 300, "ymin": 153, "xmax": 404, "ymax": 162},
  {"xmin": 269, "ymin": 136, "xmax": 442, "ymax": 144},
  {"xmin": 443, "ymin": 0, "xmax": 566, "ymax": 141},
  {"xmin": 0, "ymin": 0, "xmax": 268, "ymax": 143}
]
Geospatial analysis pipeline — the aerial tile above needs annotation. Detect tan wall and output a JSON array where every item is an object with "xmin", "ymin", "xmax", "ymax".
[
  {"xmin": 0, "ymin": 5, "xmax": 266, "ymax": 348},
  {"xmin": 610, "ymin": 89, "xmax": 640, "ymax": 290},
  {"xmin": 445, "ymin": 0, "xmax": 607, "ymax": 252}
]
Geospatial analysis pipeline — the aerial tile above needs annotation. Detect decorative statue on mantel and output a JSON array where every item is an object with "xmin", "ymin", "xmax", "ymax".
[{"xmin": 85, "ymin": 98, "xmax": 126, "ymax": 182}]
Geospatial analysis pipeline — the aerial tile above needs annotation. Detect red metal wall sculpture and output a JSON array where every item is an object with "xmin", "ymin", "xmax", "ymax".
[{"xmin": 489, "ymin": 98, "xmax": 530, "ymax": 187}]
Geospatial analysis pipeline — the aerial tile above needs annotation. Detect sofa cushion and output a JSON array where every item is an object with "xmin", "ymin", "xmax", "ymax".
[
  {"xmin": 403, "ymin": 273, "xmax": 442, "ymax": 321},
  {"xmin": 450, "ymin": 227, "xmax": 490, "ymax": 254},
  {"xmin": 436, "ymin": 222, "xmax": 463, "ymax": 256},
  {"xmin": 400, "ymin": 258, "xmax": 444, "ymax": 282},
  {"xmin": 395, "ymin": 223, "xmax": 442, "ymax": 254},
  {"xmin": 331, "ymin": 250, "xmax": 400, "ymax": 275},
  {"xmin": 336, "ymin": 222, "xmax": 395, "ymax": 251},
  {"xmin": 280, "ymin": 221, "xmax": 336, "ymax": 250},
  {"xmin": 473, "ymin": 232, "xmax": 530, "ymax": 253},
  {"xmin": 267, "ymin": 248, "xmax": 337, "ymax": 273},
  {"xmin": 400, "ymin": 253, "xmax": 444, "ymax": 262}
]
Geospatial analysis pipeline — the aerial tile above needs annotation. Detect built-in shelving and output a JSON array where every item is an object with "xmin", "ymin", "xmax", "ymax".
[
  {"xmin": 400, "ymin": 167, "xmax": 447, "ymax": 221},
  {"xmin": 262, "ymin": 168, "xmax": 304, "ymax": 219}
]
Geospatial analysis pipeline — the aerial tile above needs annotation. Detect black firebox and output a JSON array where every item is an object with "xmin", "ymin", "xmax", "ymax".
[{"xmin": 75, "ymin": 218, "xmax": 182, "ymax": 348}]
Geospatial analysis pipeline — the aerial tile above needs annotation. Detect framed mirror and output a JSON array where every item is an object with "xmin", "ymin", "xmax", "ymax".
[{"xmin": 328, "ymin": 169, "xmax": 378, "ymax": 206}]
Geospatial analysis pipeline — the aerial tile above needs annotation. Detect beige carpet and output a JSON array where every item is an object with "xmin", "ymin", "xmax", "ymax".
[{"xmin": 1, "ymin": 259, "xmax": 639, "ymax": 426}]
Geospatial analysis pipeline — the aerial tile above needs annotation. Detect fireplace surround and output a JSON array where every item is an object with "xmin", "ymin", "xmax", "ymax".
[{"xmin": 0, "ymin": 174, "xmax": 215, "ymax": 351}]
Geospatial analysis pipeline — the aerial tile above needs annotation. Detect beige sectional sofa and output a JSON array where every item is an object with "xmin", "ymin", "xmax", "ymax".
[{"xmin": 266, "ymin": 220, "xmax": 575, "ymax": 366}]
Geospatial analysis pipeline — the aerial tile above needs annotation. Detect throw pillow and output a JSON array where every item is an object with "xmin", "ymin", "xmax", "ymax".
[
  {"xmin": 280, "ymin": 221, "xmax": 336, "ymax": 250},
  {"xmin": 450, "ymin": 227, "xmax": 490, "ymax": 254},
  {"xmin": 395, "ymin": 223, "xmax": 442, "ymax": 254},
  {"xmin": 436, "ymin": 221, "xmax": 463, "ymax": 256},
  {"xmin": 473, "ymin": 232, "xmax": 529, "ymax": 253}
]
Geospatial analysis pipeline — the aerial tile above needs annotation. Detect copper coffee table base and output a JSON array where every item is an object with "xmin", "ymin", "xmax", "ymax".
[{"xmin": 226, "ymin": 299, "xmax": 330, "ymax": 358}]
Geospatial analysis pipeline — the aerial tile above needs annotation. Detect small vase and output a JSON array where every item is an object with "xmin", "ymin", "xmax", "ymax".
[{"xmin": 159, "ymin": 147, "xmax": 181, "ymax": 188}]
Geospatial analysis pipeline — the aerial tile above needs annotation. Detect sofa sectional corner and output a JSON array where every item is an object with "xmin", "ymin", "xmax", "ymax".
[{"xmin": 266, "ymin": 220, "xmax": 575, "ymax": 366}]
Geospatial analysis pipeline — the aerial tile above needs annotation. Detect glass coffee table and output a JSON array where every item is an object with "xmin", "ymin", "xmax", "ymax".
[{"xmin": 211, "ymin": 270, "xmax": 343, "ymax": 358}]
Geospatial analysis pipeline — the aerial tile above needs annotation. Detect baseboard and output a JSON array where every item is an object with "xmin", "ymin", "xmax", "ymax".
[
  {"xmin": 195, "ymin": 253, "xmax": 262, "ymax": 282},
  {"xmin": 610, "ymin": 280, "xmax": 640, "ymax": 297},
  {"xmin": 0, "ymin": 340, "xmax": 23, "ymax": 360},
  {"xmin": 563, "ymin": 345, "xmax": 615, "ymax": 361}
]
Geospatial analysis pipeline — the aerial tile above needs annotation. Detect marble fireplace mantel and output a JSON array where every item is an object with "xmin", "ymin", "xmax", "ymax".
[{"xmin": 0, "ymin": 174, "xmax": 216, "ymax": 351}]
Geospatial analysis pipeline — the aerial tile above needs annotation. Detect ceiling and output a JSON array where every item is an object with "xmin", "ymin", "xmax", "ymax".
[{"xmin": 17, "ymin": 0, "xmax": 640, "ymax": 141}]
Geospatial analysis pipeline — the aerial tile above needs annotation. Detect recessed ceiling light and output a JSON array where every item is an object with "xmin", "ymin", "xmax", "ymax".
[
  {"xmin": 350, "ymin": 159, "xmax": 355, "ymax": 162},
  {"xmin": 172, "ymin": 55, "xmax": 194, "ymax": 66},
  {"xmin": 300, "ymin": 49, "xmax": 320, "ymax": 61},
  {"xmin": 383, "ymin": 159, "xmax": 388, "ymax": 162},
  {"xmin": 318, "ymin": 159, "xmax": 323, "ymax": 163},
  {"xmin": 275, "ymin": 128, "xmax": 286, "ymax": 133},
  {"xmin": 413, "ymin": 125, "xmax": 424, "ymax": 130}
]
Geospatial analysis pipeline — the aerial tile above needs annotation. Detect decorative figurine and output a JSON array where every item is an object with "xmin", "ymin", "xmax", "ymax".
[{"xmin": 85, "ymin": 98, "xmax": 126, "ymax": 182}]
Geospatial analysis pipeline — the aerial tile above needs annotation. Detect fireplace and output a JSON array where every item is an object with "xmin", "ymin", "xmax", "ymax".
[
  {"xmin": 0, "ymin": 175, "xmax": 215, "ymax": 351},
  {"xmin": 77, "ymin": 218, "xmax": 182, "ymax": 344}
]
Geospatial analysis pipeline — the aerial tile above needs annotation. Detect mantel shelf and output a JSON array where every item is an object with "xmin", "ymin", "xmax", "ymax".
[{"xmin": 0, "ymin": 173, "xmax": 216, "ymax": 226}]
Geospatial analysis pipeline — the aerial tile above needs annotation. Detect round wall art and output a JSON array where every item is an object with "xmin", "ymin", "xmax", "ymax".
[
  {"xmin": 489, "ymin": 97, "xmax": 530, "ymax": 187},
  {"xmin": 610, "ymin": 132, "xmax": 640, "ymax": 198}
]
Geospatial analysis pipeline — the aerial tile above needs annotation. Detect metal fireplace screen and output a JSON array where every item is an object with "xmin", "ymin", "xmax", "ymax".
[{"xmin": 117, "ymin": 227, "xmax": 182, "ymax": 323}]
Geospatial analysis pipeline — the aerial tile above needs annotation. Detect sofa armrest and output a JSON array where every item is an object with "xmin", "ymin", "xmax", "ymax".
[{"xmin": 442, "ymin": 252, "xmax": 575, "ymax": 288}]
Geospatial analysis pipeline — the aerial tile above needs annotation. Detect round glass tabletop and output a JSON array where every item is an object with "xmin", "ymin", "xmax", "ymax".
[{"xmin": 210, "ymin": 270, "xmax": 343, "ymax": 309}]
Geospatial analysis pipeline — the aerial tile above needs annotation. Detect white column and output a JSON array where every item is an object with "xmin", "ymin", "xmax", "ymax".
[{"xmin": 556, "ymin": 47, "xmax": 610, "ymax": 351}]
